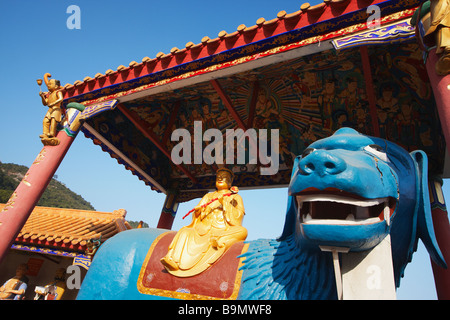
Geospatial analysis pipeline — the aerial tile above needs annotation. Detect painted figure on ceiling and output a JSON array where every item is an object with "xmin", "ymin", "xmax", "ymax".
[
  {"xmin": 339, "ymin": 76, "xmax": 365, "ymax": 118},
  {"xmin": 396, "ymin": 98, "xmax": 419, "ymax": 150},
  {"xmin": 394, "ymin": 56, "xmax": 430, "ymax": 100},
  {"xmin": 377, "ymin": 106, "xmax": 391, "ymax": 139},
  {"xmin": 354, "ymin": 101, "xmax": 371, "ymax": 134},
  {"xmin": 191, "ymin": 108, "xmax": 203, "ymax": 123},
  {"xmin": 318, "ymin": 77, "xmax": 340, "ymax": 130},
  {"xmin": 160, "ymin": 168, "xmax": 247, "ymax": 277},
  {"xmin": 200, "ymin": 99, "xmax": 219, "ymax": 129},
  {"xmin": 377, "ymin": 84, "xmax": 399, "ymax": 115},
  {"xmin": 254, "ymin": 87, "xmax": 279, "ymax": 129},
  {"xmin": 332, "ymin": 109, "xmax": 353, "ymax": 131},
  {"xmin": 147, "ymin": 109, "xmax": 164, "ymax": 136}
]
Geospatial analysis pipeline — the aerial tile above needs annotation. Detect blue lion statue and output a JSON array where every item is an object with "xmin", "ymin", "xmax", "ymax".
[{"xmin": 77, "ymin": 128, "xmax": 446, "ymax": 300}]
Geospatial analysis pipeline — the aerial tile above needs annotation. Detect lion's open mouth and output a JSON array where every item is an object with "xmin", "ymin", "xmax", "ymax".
[{"xmin": 296, "ymin": 191, "xmax": 396, "ymax": 226}]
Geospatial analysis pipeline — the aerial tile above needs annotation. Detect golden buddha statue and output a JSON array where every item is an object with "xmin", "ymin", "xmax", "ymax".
[{"xmin": 161, "ymin": 168, "xmax": 248, "ymax": 277}]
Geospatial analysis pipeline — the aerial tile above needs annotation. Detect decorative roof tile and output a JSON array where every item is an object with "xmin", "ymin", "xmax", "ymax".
[
  {"xmin": 61, "ymin": 0, "xmax": 421, "ymax": 103},
  {"xmin": 0, "ymin": 204, "xmax": 131, "ymax": 253}
]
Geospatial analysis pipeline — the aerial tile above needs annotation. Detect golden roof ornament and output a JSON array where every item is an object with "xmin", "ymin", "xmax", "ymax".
[{"xmin": 37, "ymin": 73, "xmax": 64, "ymax": 146}]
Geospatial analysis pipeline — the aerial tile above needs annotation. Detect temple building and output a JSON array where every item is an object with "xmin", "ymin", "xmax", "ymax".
[{"xmin": 0, "ymin": 204, "xmax": 130, "ymax": 299}]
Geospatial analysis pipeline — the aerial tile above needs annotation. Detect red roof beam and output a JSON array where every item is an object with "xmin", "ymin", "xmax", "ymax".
[
  {"xmin": 247, "ymin": 81, "xmax": 260, "ymax": 128},
  {"xmin": 210, "ymin": 79, "xmax": 259, "ymax": 162},
  {"xmin": 162, "ymin": 101, "xmax": 181, "ymax": 145},
  {"xmin": 210, "ymin": 79, "xmax": 247, "ymax": 130},
  {"xmin": 359, "ymin": 46, "xmax": 380, "ymax": 137}
]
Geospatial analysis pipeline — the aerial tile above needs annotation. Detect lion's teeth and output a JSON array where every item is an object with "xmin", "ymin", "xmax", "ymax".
[
  {"xmin": 303, "ymin": 218, "xmax": 380, "ymax": 225},
  {"xmin": 384, "ymin": 201, "xmax": 390, "ymax": 226},
  {"xmin": 296, "ymin": 195, "xmax": 386, "ymax": 207},
  {"xmin": 296, "ymin": 194, "xmax": 391, "ymax": 226},
  {"xmin": 346, "ymin": 214, "xmax": 355, "ymax": 221}
]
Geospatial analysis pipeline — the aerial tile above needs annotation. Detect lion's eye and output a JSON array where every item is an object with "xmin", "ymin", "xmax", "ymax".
[
  {"xmin": 369, "ymin": 144, "xmax": 383, "ymax": 152},
  {"xmin": 302, "ymin": 148, "xmax": 315, "ymax": 158},
  {"xmin": 364, "ymin": 144, "xmax": 388, "ymax": 162}
]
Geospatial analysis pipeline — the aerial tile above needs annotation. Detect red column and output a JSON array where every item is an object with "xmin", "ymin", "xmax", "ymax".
[
  {"xmin": 426, "ymin": 49, "xmax": 450, "ymax": 299},
  {"xmin": 157, "ymin": 190, "xmax": 179, "ymax": 230},
  {"xmin": 429, "ymin": 179, "xmax": 450, "ymax": 300},
  {"xmin": 157, "ymin": 213, "xmax": 176, "ymax": 230},
  {"xmin": 0, "ymin": 130, "xmax": 76, "ymax": 265},
  {"xmin": 426, "ymin": 49, "xmax": 450, "ymax": 155}
]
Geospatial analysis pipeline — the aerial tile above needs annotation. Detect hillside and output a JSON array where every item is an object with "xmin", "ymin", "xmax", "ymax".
[{"xmin": 0, "ymin": 162, "xmax": 95, "ymax": 210}]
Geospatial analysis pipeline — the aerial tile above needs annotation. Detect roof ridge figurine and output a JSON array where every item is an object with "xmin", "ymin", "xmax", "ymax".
[{"xmin": 38, "ymin": 73, "xmax": 64, "ymax": 146}]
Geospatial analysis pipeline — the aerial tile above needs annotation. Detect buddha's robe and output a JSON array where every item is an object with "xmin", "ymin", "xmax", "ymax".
[{"xmin": 162, "ymin": 190, "xmax": 247, "ymax": 277}]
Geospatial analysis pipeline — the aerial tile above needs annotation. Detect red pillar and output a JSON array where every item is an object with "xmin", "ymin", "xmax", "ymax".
[
  {"xmin": 0, "ymin": 130, "xmax": 76, "ymax": 265},
  {"xmin": 157, "ymin": 189, "xmax": 179, "ymax": 230},
  {"xmin": 425, "ymin": 49, "xmax": 450, "ymax": 300},
  {"xmin": 426, "ymin": 49, "xmax": 450, "ymax": 155},
  {"xmin": 429, "ymin": 179, "xmax": 450, "ymax": 300}
]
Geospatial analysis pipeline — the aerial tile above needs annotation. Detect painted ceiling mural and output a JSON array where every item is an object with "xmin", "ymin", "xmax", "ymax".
[{"xmin": 84, "ymin": 41, "xmax": 445, "ymax": 202}]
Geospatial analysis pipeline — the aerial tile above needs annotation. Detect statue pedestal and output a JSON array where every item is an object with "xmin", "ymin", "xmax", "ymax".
[{"xmin": 341, "ymin": 235, "xmax": 396, "ymax": 300}]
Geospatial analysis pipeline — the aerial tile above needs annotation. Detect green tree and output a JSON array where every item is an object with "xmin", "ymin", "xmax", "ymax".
[{"xmin": 0, "ymin": 162, "xmax": 95, "ymax": 210}]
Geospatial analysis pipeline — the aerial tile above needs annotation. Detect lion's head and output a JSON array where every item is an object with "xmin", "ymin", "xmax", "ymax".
[{"xmin": 280, "ymin": 128, "xmax": 446, "ymax": 285}]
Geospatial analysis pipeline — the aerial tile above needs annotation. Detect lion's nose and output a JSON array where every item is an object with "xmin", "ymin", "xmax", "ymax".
[{"xmin": 299, "ymin": 150, "xmax": 347, "ymax": 176}]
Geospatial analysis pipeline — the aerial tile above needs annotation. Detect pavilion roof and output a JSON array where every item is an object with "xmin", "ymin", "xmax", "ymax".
[
  {"xmin": 0, "ymin": 204, "xmax": 131, "ymax": 254},
  {"xmin": 61, "ymin": 0, "xmax": 423, "ymax": 103},
  {"xmin": 56, "ymin": 0, "xmax": 446, "ymax": 203}
]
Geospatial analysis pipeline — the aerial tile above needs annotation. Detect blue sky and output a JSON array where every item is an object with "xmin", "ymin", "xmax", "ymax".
[{"xmin": 0, "ymin": 0, "xmax": 444, "ymax": 299}]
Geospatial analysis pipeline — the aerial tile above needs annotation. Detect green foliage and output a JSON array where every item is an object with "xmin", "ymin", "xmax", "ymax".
[
  {"xmin": 0, "ymin": 161, "xmax": 95, "ymax": 210},
  {"xmin": 0, "ymin": 189, "xmax": 13, "ymax": 203},
  {"xmin": 0, "ymin": 162, "xmax": 151, "ymax": 228}
]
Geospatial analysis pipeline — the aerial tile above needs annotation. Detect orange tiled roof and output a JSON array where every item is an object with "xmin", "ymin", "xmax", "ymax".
[{"xmin": 0, "ymin": 204, "xmax": 132, "ymax": 253}]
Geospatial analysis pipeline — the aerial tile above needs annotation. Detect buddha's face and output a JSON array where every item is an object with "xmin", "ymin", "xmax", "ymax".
[{"xmin": 216, "ymin": 171, "xmax": 232, "ymax": 191}]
